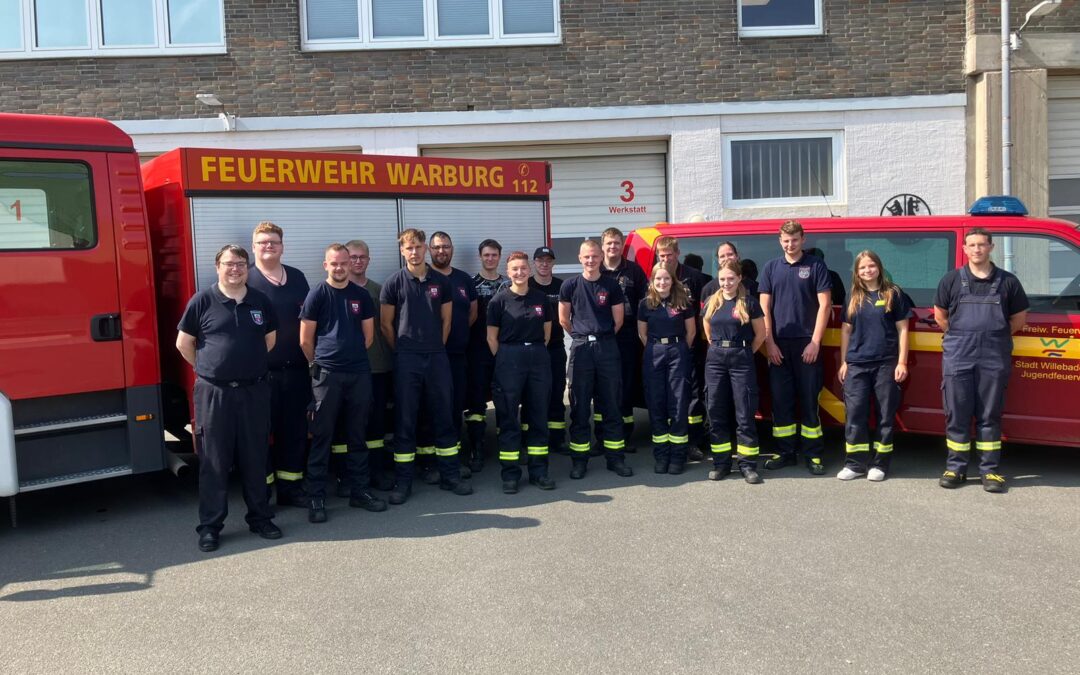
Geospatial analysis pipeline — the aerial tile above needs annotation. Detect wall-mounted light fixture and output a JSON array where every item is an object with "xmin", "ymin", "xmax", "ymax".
[{"xmin": 196, "ymin": 93, "xmax": 236, "ymax": 132}]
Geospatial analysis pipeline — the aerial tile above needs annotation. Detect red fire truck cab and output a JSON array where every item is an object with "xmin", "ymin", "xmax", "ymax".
[
  {"xmin": 625, "ymin": 202, "xmax": 1080, "ymax": 448},
  {"xmin": 0, "ymin": 114, "xmax": 551, "ymax": 497}
]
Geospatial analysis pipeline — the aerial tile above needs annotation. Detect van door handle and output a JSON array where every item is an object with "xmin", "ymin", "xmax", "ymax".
[
  {"xmin": 90, "ymin": 313, "xmax": 122, "ymax": 341},
  {"xmin": 917, "ymin": 316, "xmax": 938, "ymax": 327}
]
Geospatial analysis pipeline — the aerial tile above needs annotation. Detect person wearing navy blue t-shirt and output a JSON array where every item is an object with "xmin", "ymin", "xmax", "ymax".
[
  {"xmin": 703, "ymin": 260, "xmax": 767, "ymax": 484},
  {"xmin": 837, "ymin": 251, "xmax": 913, "ymax": 483},
  {"xmin": 299, "ymin": 244, "xmax": 386, "ymax": 523},
  {"xmin": 655, "ymin": 236, "xmax": 710, "ymax": 457},
  {"xmin": 247, "ymin": 221, "xmax": 311, "ymax": 508},
  {"xmin": 559, "ymin": 240, "xmax": 633, "ymax": 479},
  {"xmin": 381, "ymin": 229, "xmax": 472, "ymax": 504},
  {"xmin": 636, "ymin": 264, "xmax": 696, "ymax": 474},
  {"xmin": 429, "ymin": 231, "xmax": 478, "ymax": 480},
  {"xmin": 487, "ymin": 251, "xmax": 555, "ymax": 493},
  {"xmin": 600, "ymin": 227, "xmax": 648, "ymax": 448},
  {"xmin": 177, "ymin": 244, "xmax": 280, "ymax": 552},
  {"xmin": 465, "ymin": 239, "xmax": 508, "ymax": 473},
  {"xmin": 759, "ymin": 221, "xmax": 832, "ymax": 475}
]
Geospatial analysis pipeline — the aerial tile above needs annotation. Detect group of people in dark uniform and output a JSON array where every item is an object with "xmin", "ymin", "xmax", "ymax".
[{"xmin": 177, "ymin": 221, "xmax": 1029, "ymax": 552}]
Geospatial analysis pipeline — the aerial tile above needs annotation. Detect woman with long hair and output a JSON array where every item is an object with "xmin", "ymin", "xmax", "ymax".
[
  {"xmin": 702, "ymin": 260, "xmax": 766, "ymax": 484},
  {"xmin": 837, "ymin": 250, "xmax": 912, "ymax": 482},
  {"xmin": 637, "ymin": 264, "xmax": 696, "ymax": 473},
  {"xmin": 486, "ymin": 251, "xmax": 555, "ymax": 493}
]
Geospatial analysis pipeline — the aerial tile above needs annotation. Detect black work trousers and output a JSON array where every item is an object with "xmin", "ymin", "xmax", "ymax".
[
  {"xmin": 568, "ymin": 336, "xmax": 624, "ymax": 458},
  {"xmin": 266, "ymin": 365, "xmax": 311, "ymax": 499},
  {"xmin": 194, "ymin": 378, "xmax": 273, "ymax": 535},
  {"xmin": 493, "ymin": 343, "xmax": 552, "ymax": 481},
  {"xmin": 306, "ymin": 369, "xmax": 371, "ymax": 500},
  {"xmin": 843, "ymin": 359, "xmax": 900, "ymax": 472}
]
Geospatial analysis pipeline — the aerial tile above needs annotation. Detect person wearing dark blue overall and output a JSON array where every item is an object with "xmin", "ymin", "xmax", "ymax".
[
  {"xmin": 702, "ymin": 260, "xmax": 766, "ymax": 484},
  {"xmin": 559, "ymin": 240, "xmax": 633, "ymax": 479},
  {"xmin": 934, "ymin": 228, "xmax": 1028, "ymax": 493},
  {"xmin": 758, "ymin": 221, "xmax": 833, "ymax": 475},
  {"xmin": 837, "ymin": 251, "xmax": 912, "ymax": 482},
  {"xmin": 654, "ymin": 236, "xmax": 710, "ymax": 458},
  {"xmin": 465, "ymin": 239, "xmax": 508, "ymax": 473},
  {"xmin": 247, "ymin": 221, "xmax": 311, "ymax": 508},
  {"xmin": 300, "ymin": 244, "xmax": 387, "ymax": 523},
  {"xmin": 636, "ymin": 263, "xmax": 696, "ymax": 474},
  {"xmin": 381, "ymin": 229, "xmax": 473, "ymax": 505},
  {"xmin": 177, "ymin": 244, "xmax": 281, "ymax": 552},
  {"xmin": 600, "ymin": 227, "xmax": 648, "ymax": 449},
  {"xmin": 429, "ymin": 231, "xmax": 478, "ymax": 481},
  {"xmin": 529, "ymin": 247, "xmax": 567, "ymax": 454},
  {"xmin": 488, "ymin": 251, "xmax": 556, "ymax": 493}
]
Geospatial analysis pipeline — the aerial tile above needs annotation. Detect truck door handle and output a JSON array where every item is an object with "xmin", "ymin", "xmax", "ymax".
[
  {"xmin": 917, "ymin": 316, "xmax": 938, "ymax": 327},
  {"xmin": 90, "ymin": 313, "xmax": 122, "ymax": 341}
]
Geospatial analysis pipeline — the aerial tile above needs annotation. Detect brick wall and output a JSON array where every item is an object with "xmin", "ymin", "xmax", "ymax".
[
  {"xmin": 968, "ymin": 0, "xmax": 1080, "ymax": 34},
  {"xmin": 0, "ymin": 1, "xmax": 966, "ymax": 120}
]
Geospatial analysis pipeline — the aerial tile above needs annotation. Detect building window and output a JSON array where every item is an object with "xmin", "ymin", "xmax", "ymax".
[
  {"xmin": 0, "ymin": 0, "xmax": 224, "ymax": 58},
  {"xmin": 302, "ymin": 0, "xmax": 560, "ymax": 50},
  {"xmin": 738, "ymin": 0, "xmax": 823, "ymax": 38},
  {"xmin": 723, "ymin": 133, "xmax": 843, "ymax": 207}
]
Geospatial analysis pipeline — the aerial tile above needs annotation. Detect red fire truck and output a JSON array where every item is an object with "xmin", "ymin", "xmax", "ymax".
[
  {"xmin": 625, "ymin": 206, "xmax": 1080, "ymax": 448},
  {"xmin": 0, "ymin": 113, "xmax": 551, "ymax": 498}
]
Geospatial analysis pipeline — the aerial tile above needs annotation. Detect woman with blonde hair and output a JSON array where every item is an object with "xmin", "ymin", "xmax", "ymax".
[
  {"xmin": 702, "ymin": 260, "xmax": 766, "ymax": 483},
  {"xmin": 837, "ymin": 250, "xmax": 912, "ymax": 482},
  {"xmin": 637, "ymin": 264, "xmax": 696, "ymax": 474}
]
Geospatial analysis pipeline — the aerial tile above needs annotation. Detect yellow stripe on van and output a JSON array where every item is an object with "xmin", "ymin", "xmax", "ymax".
[
  {"xmin": 822, "ymin": 328, "xmax": 1080, "ymax": 359},
  {"xmin": 634, "ymin": 227, "xmax": 663, "ymax": 248},
  {"xmin": 818, "ymin": 387, "xmax": 846, "ymax": 424}
]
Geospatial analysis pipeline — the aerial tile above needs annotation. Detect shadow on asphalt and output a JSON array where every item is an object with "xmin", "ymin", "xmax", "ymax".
[{"xmin": 1, "ymin": 418, "xmax": 1077, "ymax": 602}]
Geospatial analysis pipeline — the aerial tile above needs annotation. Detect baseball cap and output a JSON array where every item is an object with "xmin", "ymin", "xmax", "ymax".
[{"xmin": 533, "ymin": 246, "xmax": 556, "ymax": 260}]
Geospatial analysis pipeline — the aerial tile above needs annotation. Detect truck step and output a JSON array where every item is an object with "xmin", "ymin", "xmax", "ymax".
[
  {"xmin": 14, "ymin": 413, "xmax": 127, "ymax": 437},
  {"xmin": 19, "ymin": 465, "xmax": 133, "ymax": 492}
]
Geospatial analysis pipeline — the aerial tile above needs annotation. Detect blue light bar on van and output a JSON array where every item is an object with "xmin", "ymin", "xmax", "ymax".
[{"xmin": 968, "ymin": 195, "xmax": 1028, "ymax": 216}]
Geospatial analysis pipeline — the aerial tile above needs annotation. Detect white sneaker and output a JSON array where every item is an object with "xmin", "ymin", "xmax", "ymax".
[
  {"xmin": 867, "ymin": 467, "xmax": 886, "ymax": 482},
  {"xmin": 836, "ymin": 467, "xmax": 865, "ymax": 480}
]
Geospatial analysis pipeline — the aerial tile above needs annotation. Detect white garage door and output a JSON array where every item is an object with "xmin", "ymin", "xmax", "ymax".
[
  {"xmin": 423, "ymin": 142, "xmax": 668, "ymax": 262},
  {"xmin": 1049, "ymin": 76, "xmax": 1080, "ymax": 225}
]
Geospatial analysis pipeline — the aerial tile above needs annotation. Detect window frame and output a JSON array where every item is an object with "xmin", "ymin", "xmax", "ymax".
[
  {"xmin": 0, "ymin": 0, "xmax": 225, "ymax": 60},
  {"xmin": 722, "ymin": 131, "xmax": 845, "ymax": 208},
  {"xmin": 737, "ymin": 0, "xmax": 823, "ymax": 38},
  {"xmin": 0, "ymin": 158, "xmax": 99, "ymax": 252},
  {"xmin": 300, "ymin": 0, "xmax": 561, "ymax": 51}
]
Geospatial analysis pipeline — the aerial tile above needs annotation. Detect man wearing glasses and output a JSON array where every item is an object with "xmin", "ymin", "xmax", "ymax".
[
  {"xmin": 177, "ymin": 244, "xmax": 281, "ymax": 552},
  {"xmin": 247, "ymin": 222, "xmax": 312, "ymax": 508}
]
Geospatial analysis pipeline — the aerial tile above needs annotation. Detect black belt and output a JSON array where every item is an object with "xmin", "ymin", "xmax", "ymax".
[
  {"xmin": 711, "ymin": 339, "xmax": 749, "ymax": 348},
  {"xmin": 650, "ymin": 336, "xmax": 683, "ymax": 344},
  {"xmin": 575, "ymin": 334, "xmax": 613, "ymax": 342},
  {"xmin": 501, "ymin": 341, "xmax": 543, "ymax": 346},
  {"xmin": 199, "ymin": 375, "xmax": 265, "ymax": 388}
]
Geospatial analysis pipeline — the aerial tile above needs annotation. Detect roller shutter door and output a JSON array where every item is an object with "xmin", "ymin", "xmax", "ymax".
[
  {"xmin": 423, "ymin": 142, "xmax": 668, "ymax": 261},
  {"xmin": 1049, "ymin": 76, "xmax": 1080, "ymax": 224}
]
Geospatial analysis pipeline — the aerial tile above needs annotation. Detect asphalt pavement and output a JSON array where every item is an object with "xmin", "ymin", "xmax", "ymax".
[{"xmin": 1, "ymin": 417, "xmax": 1078, "ymax": 674}]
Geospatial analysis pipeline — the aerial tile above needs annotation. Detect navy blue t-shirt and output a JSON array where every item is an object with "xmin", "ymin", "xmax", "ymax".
[
  {"xmin": 300, "ymin": 281, "xmax": 375, "ymax": 374},
  {"xmin": 559, "ymin": 274, "xmax": 626, "ymax": 339},
  {"xmin": 487, "ymin": 288, "xmax": 549, "ymax": 344},
  {"xmin": 601, "ymin": 258, "xmax": 648, "ymax": 340},
  {"xmin": 529, "ymin": 275, "xmax": 564, "ymax": 346},
  {"xmin": 434, "ymin": 267, "xmax": 477, "ymax": 354},
  {"xmin": 381, "ymin": 267, "xmax": 452, "ymax": 353},
  {"xmin": 636, "ymin": 297, "xmax": 694, "ymax": 339},
  {"xmin": 842, "ymin": 288, "xmax": 913, "ymax": 364},
  {"xmin": 247, "ymin": 264, "xmax": 309, "ymax": 369},
  {"xmin": 178, "ymin": 284, "xmax": 278, "ymax": 381},
  {"xmin": 759, "ymin": 253, "xmax": 832, "ymax": 339},
  {"xmin": 705, "ymin": 295, "xmax": 764, "ymax": 344}
]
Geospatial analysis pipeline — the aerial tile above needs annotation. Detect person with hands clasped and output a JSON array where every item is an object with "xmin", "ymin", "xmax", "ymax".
[
  {"xmin": 836, "ymin": 251, "xmax": 912, "ymax": 482},
  {"xmin": 637, "ymin": 264, "xmax": 696, "ymax": 475},
  {"xmin": 487, "ymin": 252, "xmax": 556, "ymax": 494},
  {"xmin": 702, "ymin": 261, "xmax": 766, "ymax": 484}
]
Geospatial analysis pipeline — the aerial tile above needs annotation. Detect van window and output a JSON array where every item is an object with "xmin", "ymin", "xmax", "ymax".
[
  {"xmin": 0, "ymin": 160, "xmax": 95, "ymax": 250},
  {"xmin": 992, "ymin": 233, "xmax": 1080, "ymax": 315},
  {"xmin": 676, "ymin": 231, "xmax": 954, "ymax": 307}
]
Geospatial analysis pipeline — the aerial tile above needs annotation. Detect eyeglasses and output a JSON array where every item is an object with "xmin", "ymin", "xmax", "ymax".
[
  {"xmin": 254, "ymin": 240, "xmax": 282, "ymax": 248},
  {"xmin": 218, "ymin": 261, "xmax": 247, "ymax": 270},
  {"xmin": 350, "ymin": 255, "xmax": 369, "ymax": 261}
]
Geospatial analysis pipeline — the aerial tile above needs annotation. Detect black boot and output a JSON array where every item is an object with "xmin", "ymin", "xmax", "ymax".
[{"xmin": 570, "ymin": 457, "xmax": 588, "ymax": 479}]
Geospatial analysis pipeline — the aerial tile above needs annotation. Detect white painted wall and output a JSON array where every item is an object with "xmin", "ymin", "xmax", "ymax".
[{"xmin": 120, "ymin": 95, "xmax": 967, "ymax": 223}]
